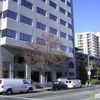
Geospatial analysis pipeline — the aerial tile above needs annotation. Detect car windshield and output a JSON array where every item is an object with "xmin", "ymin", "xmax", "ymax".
[{"xmin": 0, "ymin": 80, "xmax": 2, "ymax": 84}]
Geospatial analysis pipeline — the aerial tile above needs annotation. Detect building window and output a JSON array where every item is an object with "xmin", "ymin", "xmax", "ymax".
[
  {"xmin": 20, "ymin": 15, "xmax": 32, "ymax": 26},
  {"xmin": 61, "ymin": 45, "xmax": 67, "ymax": 51},
  {"xmin": 67, "ymin": 1, "xmax": 71, "ymax": 7},
  {"xmin": 60, "ymin": 7, "xmax": 66, "ymax": 14},
  {"xmin": 20, "ymin": 32, "xmax": 32, "ymax": 42},
  {"xmin": 11, "ymin": 0, "xmax": 17, "ymax": 2},
  {"xmin": 2, "ymin": 29, "xmax": 16, "ymax": 38},
  {"xmin": 60, "ymin": 31, "xmax": 67, "ymax": 38},
  {"xmin": 36, "ymin": 22, "xmax": 46, "ymax": 31},
  {"xmin": 69, "ymin": 62, "xmax": 74, "ymax": 68},
  {"xmin": 49, "ymin": 27, "xmax": 57, "ymax": 35},
  {"xmin": 49, "ymin": 13, "xmax": 57, "ymax": 22},
  {"xmin": 3, "ymin": 10, "xmax": 17, "ymax": 20},
  {"xmin": 68, "ymin": 12, "xmax": 71, "ymax": 18},
  {"xmin": 61, "ymin": 0, "xmax": 65, "ymax": 3},
  {"xmin": 36, "ymin": 37, "xmax": 44, "ymax": 45},
  {"xmin": 69, "ymin": 47, "xmax": 73, "ymax": 53},
  {"xmin": 68, "ymin": 23, "xmax": 72, "ymax": 29},
  {"xmin": 21, "ymin": 0, "xmax": 33, "ymax": 10},
  {"xmin": 69, "ymin": 72, "xmax": 74, "ymax": 76},
  {"xmin": 37, "ymin": 7, "xmax": 46, "ymax": 16},
  {"xmin": 49, "ymin": 1, "xmax": 57, "ymax": 9},
  {"xmin": 68, "ymin": 35, "xmax": 73, "ymax": 41},
  {"xmin": 41, "ymin": 0, "xmax": 45, "ymax": 2},
  {"xmin": 60, "ymin": 19, "xmax": 66, "ymax": 26},
  {"xmin": 0, "ymin": 13, "xmax": 2, "ymax": 19}
]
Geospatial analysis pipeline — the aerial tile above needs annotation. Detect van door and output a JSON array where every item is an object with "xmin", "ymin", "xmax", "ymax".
[{"xmin": 22, "ymin": 80, "xmax": 29, "ymax": 92}]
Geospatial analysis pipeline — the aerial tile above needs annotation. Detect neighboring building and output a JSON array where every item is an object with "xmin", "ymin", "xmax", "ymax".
[
  {"xmin": 75, "ymin": 32, "xmax": 98, "ymax": 57},
  {"xmin": 75, "ymin": 47, "xmax": 100, "ymax": 84},
  {"xmin": 0, "ymin": 0, "xmax": 75, "ymax": 83}
]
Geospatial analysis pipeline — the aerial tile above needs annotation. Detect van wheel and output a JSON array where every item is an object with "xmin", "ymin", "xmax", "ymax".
[
  {"xmin": 6, "ymin": 89, "xmax": 12, "ymax": 95},
  {"xmin": 28, "ymin": 88, "xmax": 33, "ymax": 93}
]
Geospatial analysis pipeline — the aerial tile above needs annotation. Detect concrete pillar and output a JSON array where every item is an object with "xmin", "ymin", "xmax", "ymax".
[
  {"xmin": 9, "ymin": 62, "xmax": 14, "ymax": 78},
  {"xmin": 25, "ymin": 64, "xmax": 31, "ymax": 79},
  {"xmin": 52, "ymin": 71, "xmax": 56, "ymax": 81},
  {"xmin": 40, "ymin": 71, "xmax": 43, "ymax": 83}
]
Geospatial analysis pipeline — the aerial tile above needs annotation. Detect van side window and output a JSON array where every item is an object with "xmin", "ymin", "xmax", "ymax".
[
  {"xmin": 23, "ymin": 80, "xmax": 29, "ymax": 84},
  {"xmin": 0, "ymin": 80, "xmax": 2, "ymax": 84}
]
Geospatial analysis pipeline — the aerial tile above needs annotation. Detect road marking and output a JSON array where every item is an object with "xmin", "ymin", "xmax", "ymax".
[
  {"xmin": 83, "ymin": 98, "xmax": 91, "ymax": 100},
  {"xmin": 0, "ymin": 95, "xmax": 43, "ymax": 100}
]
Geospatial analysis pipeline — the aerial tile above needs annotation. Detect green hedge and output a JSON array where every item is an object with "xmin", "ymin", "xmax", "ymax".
[{"xmin": 90, "ymin": 79, "xmax": 100, "ymax": 84}]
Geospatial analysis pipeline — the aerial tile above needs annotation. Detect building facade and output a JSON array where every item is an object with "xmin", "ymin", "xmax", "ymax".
[
  {"xmin": 75, "ymin": 32, "xmax": 98, "ymax": 57},
  {"xmin": 0, "ymin": 0, "xmax": 75, "ymax": 83}
]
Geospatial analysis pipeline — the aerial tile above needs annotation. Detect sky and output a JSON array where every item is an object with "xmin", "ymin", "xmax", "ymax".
[{"xmin": 73, "ymin": 0, "xmax": 100, "ymax": 34}]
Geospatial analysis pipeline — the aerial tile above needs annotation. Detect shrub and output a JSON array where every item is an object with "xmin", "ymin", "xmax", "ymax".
[{"xmin": 90, "ymin": 79, "xmax": 100, "ymax": 84}]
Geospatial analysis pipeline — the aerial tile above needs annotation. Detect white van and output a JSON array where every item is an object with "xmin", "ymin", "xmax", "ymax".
[
  {"xmin": 0, "ymin": 78, "xmax": 35, "ymax": 95},
  {"xmin": 58, "ymin": 78, "xmax": 82, "ymax": 88}
]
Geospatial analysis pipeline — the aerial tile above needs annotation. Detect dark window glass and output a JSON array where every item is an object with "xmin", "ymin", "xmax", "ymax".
[
  {"xmin": 36, "ymin": 22, "xmax": 46, "ymax": 31},
  {"xmin": 36, "ymin": 37, "xmax": 44, "ymax": 45},
  {"xmin": 49, "ymin": 1, "xmax": 57, "ymax": 9},
  {"xmin": 20, "ymin": 15, "xmax": 32, "ymax": 25},
  {"xmin": 41, "ymin": 0, "xmax": 45, "ymax": 2},
  {"xmin": 49, "ymin": 27, "xmax": 57, "ymax": 35},
  {"xmin": 61, "ymin": 45, "xmax": 67, "ymax": 51},
  {"xmin": 60, "ymin": 31, "xmax": 67, "ymax": 38},
  {"xmin": 2, "ymin": 29, "xmax": 16, "ymax": 38},
  {"xmin": 68, "ymin": 35, "xmax": 73, "ymax": 41},
  {"xmin": 11, "ymin": 0, "xmax": 17, "ymax": 2},
  {"xmin": 67, "ymin": 1, "xmax": 71, "ymax": 7},
  {"xmin": 0, "ymin": 80, "xmax": 2, "ymax": 84},
  {"xmin": 69, "ymin": 47, "xmax": 73, "ymax": 53},
  {"xmin": 49, "ymin": 13, "xmax": 57, "ymax": 22},
  {"xmin": 21, "ymin": 0, "xmax": 33, "ymax": 10},
  {"xmin": 0, "ymin": 13, "xmax": 2, "ymax": 19},
  {"xmin": 60, "ymin": 7, "xmax": 66, "ymax": 14},
  {"xmin": 37, "ymin": 7, "xmax": 46, "ymax": 16},
  {"xmin": 68, "ymin": 23, "xmax": 72, "ymax": 29},
  {"xmin": 61, "ymin": 0, "xmax": 65, "ymax": 3},
  {"xmin": 68, "ymin": 12, "xmax": 71, "ymax": 18},
  {"xmin": 20, "ymin": 32, "xmax": 32, "ymax": 42},
  {"xmin": 60, "ymin": 19, "xmax": 66, "ymax": 26}
]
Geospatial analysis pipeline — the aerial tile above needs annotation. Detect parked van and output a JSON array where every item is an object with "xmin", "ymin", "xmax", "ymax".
[
  {"xmin": 0, "ymin": 78, "xmax": 35, "ymax": 95},
  {"xmin": 57, "ymin": 78, "xmax": 82, "ymax": 88}
]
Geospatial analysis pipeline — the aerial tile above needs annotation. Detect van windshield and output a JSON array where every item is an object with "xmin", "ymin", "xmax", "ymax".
[{"xmin": 0, "ymin": 80, "xmax": 2, "ymax": 84}]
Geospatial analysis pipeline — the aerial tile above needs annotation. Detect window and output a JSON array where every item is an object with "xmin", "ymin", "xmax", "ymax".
[
  {"xmin": 61, "ymin": 0, "xmax": 65, "ymax": 3},
  {"xmin": 59, "ymin": 7, "xmax": 66, "ymax": 14},
  {"xmin": 67, "ymin": 1, "xmax": 71, "ymax": 7},
  {"xmin": 36, "ymin": 37, "xmax": 44, "ymax": 45},
  {"xmin": 37, "ymin": 7, "xmax": 46, "ymax": 16},
  {"xmin": 60, "ymin": 19, "xmax": 66, "ymax": 26},
  {"xmin": 21, "ymin": 0, "xmax": 33, "ymax": 10},
  {"xmin": 68, "ymin": 12, "xmax": 71, "ymax": 18},
  {"xmin": 49, "ymin": 27, "xmax": 57, "ymax": 35},
  {"xmin": 0, "ymin": 80, "xmax": 2, "ymax": 84},
  {"xmin": 69, "ymin": 62, "xmax": 74, "ymax": 68},
  {"xmin": 20, "ymin": 32, "xmax": 32, "ymax": 42},
  {"xmin": 69, "ymin": 47, "xmax": 73, "ymax": 53},
  {"xmin": 20, "ymin": 15, "xmax": 32, "ymax": 25},
  {"xmin": 68, "ymin": 23, "xmax": 72, "ymax": 29},
  {"xmin": 68, "ymin": 35, "xmax": 73, "ymax": 41},
  {"xmin": 2, "ymin": 29, "xmax": 16, "ymax": 38},
  {"xmin": 69, "ymin": 72, "xmax": 74, "ymax": 76},
  {"xmin": 49, "ymin": 1, "xmax": 57, "ymax": 9},
  {"xmin": 41, "ymin": 0, "xmax": 45, "ymax": 2},
  {"xmin": 49, "ymin": 13, "xmax": 57, "ymax": 22},
  {"xmin": 3, "ymin": 10, "xmax": 17, "ymax": 20},
  {"xmin": 0, "ymin": 13, "xmax": 2, "ymax": 19},
  {"xmin": 61, "ymin": 45, "xmax": 67, "ymax": 51},
  {"xmin": 36, "ymin": 22, "xmax": 46, "ymax": 31},
  {"xmin": 60, "ymin": 31, "xmax": 67, "ymax": 38},
  {"xmin": 11, "ymin": 0, "xmax": 17, "ymax": 2}
]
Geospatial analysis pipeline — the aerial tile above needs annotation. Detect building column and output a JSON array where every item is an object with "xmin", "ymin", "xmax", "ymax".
[
  {"xmin": 25, "ymin": 64, "xmax": 31, "ymax": 79},
  {"xmin": 52, "ymin": 71, "xmax": 56, "ymax": 81},
  {"xmin": 9, "ymin": 62, "xmax": 14, "ymax": 78}
]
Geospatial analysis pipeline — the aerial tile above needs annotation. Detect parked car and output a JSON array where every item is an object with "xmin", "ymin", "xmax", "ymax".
[
  {"xmin": 52, "ymin": 81, "xmax": 68, "ymax": 91},
  {"xmin": 57, "ymin": 78, "xmax": 82, "ymax": 88},
  {"xmin": 0, "ymin": 78, "xmax": 35, "ymax": 95}
]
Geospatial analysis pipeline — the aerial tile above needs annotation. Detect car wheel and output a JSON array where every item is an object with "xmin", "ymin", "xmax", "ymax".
[
  {"xmin": 65, "ymin": 86, "xmax": 68, "ymax": 90},
  {"xmin": 54, "ymin": 87, "xmax": 58, "ymax": 91},
  {"xmin": 6, "ymin": 89, "xmax": 12, "ymax": 95},
  {"xmin": 28, "ymin": 88, "xmax": 33, "ymax": 93}
]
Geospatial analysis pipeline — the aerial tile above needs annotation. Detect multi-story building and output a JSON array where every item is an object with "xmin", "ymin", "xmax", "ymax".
[
  {"xmin": 0, "ymin": 0, "xmax": 75, "ymax": 83},
  {"xmin": 75, "ymin": 32, "xmax": 98, "ymax": 57},
  {"xmin": 75, "ymin": 47, "xmax": 100, "ymax": 84}
]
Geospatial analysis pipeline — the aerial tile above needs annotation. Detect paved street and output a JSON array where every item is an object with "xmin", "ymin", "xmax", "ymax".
[{"xmin": 0, "ymin": 85, "xmax": 100, "ymax": 100}]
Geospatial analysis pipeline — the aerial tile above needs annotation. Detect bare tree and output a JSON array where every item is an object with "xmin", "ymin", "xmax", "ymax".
[
  {"xmin": 0, "ymin": 65, "xmax": 7, "ymax": 78},
  {"xmin": 23, "ymin": 33, "xmax": 67, "ymax": 82}
]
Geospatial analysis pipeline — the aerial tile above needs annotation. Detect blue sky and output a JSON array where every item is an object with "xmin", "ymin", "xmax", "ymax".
[{"xmin": 73, "ymin": 0, "xmax": 100, "ymax": 34}]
